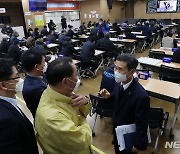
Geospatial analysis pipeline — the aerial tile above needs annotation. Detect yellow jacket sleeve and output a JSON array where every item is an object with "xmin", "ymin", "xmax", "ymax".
[
  {"xmin": 79, "ymin": 102, "xmax": 92, "ymax": 117},
  {"xmin": 43, "ymin": 114, "xmax": 92, "ymax": 154}
]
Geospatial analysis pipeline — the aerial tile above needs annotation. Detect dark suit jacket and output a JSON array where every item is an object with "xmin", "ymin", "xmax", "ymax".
[
  {"xmin": 47, "ymin": 34, "xmax": 56, "ymax": 43},
  {"xmin": 0, "ymin": 99, "xmax": 39, "ymax": 154},
  {"xmin": 112, "ymin": 78, "xmax": 150, "ymax": 151},
  {"xmin": 96, "ymin": 37, "xmax": 118, "ymax": 52},
  {"xmin": 80, "ymin": 40, "xmax": 95, "ymax": 62},
  {"xmin": 60, "ymin": 41, "xmax": 77, "ymax": 58},
  {"xmin": 22, "ymin": 75, "xmax": 47, "ymax": 118},
  {"xmin": 172, "ymin": 48, "xmax": 180, "ymax": 63},
  {"xmin": 66, "ymin": 30, "xmax": 75, "ymax": 38},
  {"xmin": 8, "ymin": 44, "xmax": 22, "ymax": 63}
]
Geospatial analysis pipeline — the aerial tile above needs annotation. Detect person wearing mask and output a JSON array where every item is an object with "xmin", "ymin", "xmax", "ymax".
[
  {"xmin": 48, "ymin": 19, "xmax": 56, "ymax": 32},
  {"xmin": 61, "ymin": 16, "xmax": 67, "ymax": 30},
  {"xmin": 41, "ymin": 25, "xmax": 49, "ymax": 36},
  {"xmin": 8, "ymin": 39, "xmax": 22, "ymax": 64},
  {"xmin": 0, "ymin": 58, "xmax": 39, "ymax": 154},
  {"xmin": 21, "ymin": 48, "xmax": 48, "ymax": 118},
  {"xmin": 100, "ymin": 54, "xmax": 150, "ymax": 154},
  {"xmin": 35, "ymin": 57, "xmax": 92, "ymax": 154},
  {"xmin": 161, "ymin": 32, "xmax": 175, "ymax": 48},
  {"xmin": 26, "ymin": 34, "xmax": 35, "ymax": 48},
  {"xmin": 0, "ymin": 35, "xmax": 10, "ymax": 57},
  {"xmin": 27, "ymin": 27, "xmax": 33, "ymax": 37}
]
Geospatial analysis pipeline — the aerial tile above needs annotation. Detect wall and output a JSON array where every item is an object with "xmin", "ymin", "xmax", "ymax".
[
  {"xmin": 125, "ymin": 1, "xmax": 134, "ymax": 18},
  {"xmin": 0, "ymin": 2, "xmax": 25, "ymax": 27},
  {"xmin": 80, "ymin": 0, "xmax": 125, "ymax": 24},
  {"xmin": 134, "ymin": 0, "xmax": 180, "ymax": 19}
]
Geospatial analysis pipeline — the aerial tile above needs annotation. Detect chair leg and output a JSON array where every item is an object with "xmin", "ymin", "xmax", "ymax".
[
  {"xmin": 152, "ymin": 129, "xmax": 161, "ymax": 154},
  {"xmin": 92, "ymin": 113, "xmax": 98, "ymax": 137}
]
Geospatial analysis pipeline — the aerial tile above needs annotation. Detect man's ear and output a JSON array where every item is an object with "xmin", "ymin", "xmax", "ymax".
[
  {"xmin": 61, "ymin": 78, "xmax": 67, "ymax": 86},
  {"xmin": 0, "ymin": 82, "xmax": 6, "ymax": 90}
]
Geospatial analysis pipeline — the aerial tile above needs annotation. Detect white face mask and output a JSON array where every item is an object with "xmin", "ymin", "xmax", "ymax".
[
  {"xmin": 15, "ymin": 78, "xmax": 24, "ymax": 93},
  {"xmin": 74, "ymin": 78, "xmax": 81, "ymax": 91},
  {"xmin": 43, "ymin": 62, "xmax": 48, "ymax": 73},
  {"xmin": 67, "ymin": 77, "xmax": 81, "ymax": 91},
  {"xmin": 114, "ymin": 71, "xmax": 127, "ymax": 83}
]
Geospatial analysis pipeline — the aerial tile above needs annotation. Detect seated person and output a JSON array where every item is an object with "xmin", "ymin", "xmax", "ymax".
[
  {"xmin": 66, "ymin": 25, "xmax": 76, "ymax": 38},
  {"xmin": 133, "ymin": 22, "xmax": 142, "ymax": 32},
  {"xmin": 26, "ymin": 34, "xmax": 35, "ymax": 48},
  {"xmin": 58, "ymin": 30, "xmax": 69, "ymax": 44},
  {"xmin": 142, "ymin": 22, "xmax": 153, "ymax": 45},
  {"xmin": 10, "ymin": 31, "xmax": 20, "ymax": 45},
  {"xmin": 79, "ymin": 22, "xmax": 86, "ymax": 35},
  {"xmin": 161, "ymin": 32, "xmax": 174, "ymax": 48},
  {"xmin": 1, "ymin": 24, "xmax": 13, "ymax": 36},
  {"xmin": 21, "ymin": 48, "xmax": 48, "ymax": 118},
  {"xmin": 96, "ymin": 32, "xmax": 118, "ymax": 58},
  {"xmin": 8, "ymin": 40, "xmax": 22, "ymax": 64},
  {"xmin": 87, "ymin": 21, "xmax": 92, "ymax": 28},
  {"xmin": 80, "ymin": 36, "xmax": 98, "ymax": 72},
  {"xmin": 33, "ymin": 28, "xmax": 40, "ymax": 39},
  {"xmin": 112, "ymin": 22, "xmax": 121, "ymax": 36},
  {"xmin": 172, "ymin": 47, "xmax": 180, "ymax": 63},
  {"xmin": 125, "ymin": 28, "xmax": 136, "ymax": 39},
  {"xmin": 35, "ymin": 40, "xmax": 47, "ymax": 55},
  {"xmin": 0, "ymin": 35, "xmax": 10, "ymax": 57},
  {"xmin": 47, "ymin": 29, "xmax": 57, "ymax": 43},
  {"xmin": 58, "ymin": 37, "xmax": 77, "ymax": 58},
  {"xmin": 41, "ymin": 26, "xmax": 49, "ymax": 36}
]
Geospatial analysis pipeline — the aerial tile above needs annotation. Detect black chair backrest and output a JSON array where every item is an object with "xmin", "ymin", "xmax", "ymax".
[
  {"xmin": 148, "ymin": 107, "xmax": 164, "ymax": 129},
  {"xmin": 149, "ymin": 50, "xmax": 165, "ymax": 60},
  {"xmin": 159, "ymin": 65, "xmax": 180, "ymax": 83},
  {"xmin": 89, "ymin": 94, "xmax": 113, "ymax": 117}
]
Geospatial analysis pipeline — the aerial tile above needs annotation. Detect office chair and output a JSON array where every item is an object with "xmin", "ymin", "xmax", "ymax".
[
  {"xmin": 78, "ymin": 61, "xmax": 96, "ymax": 78},
  {"xmin": 159, "ymin": 65, "xmax": 180, "ymax": 84},
  {"xmin": 89, "ymin": 94, "xmax": 113, "ymax": 137},
  {"xmin": 148, "ymin": 107, "xmax": 169, "ymax": 154},
  {"xmin": 149, "ymin": 50, "xmax": 165, "ymax": 60}
]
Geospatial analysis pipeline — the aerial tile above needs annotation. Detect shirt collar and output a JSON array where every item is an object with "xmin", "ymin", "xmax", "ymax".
[{"xmin": 122, "ymin": 77, "xmax": 133, "ymax": 91}]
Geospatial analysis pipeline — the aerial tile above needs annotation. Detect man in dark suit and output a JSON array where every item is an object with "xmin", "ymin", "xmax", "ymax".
[
  {"xmin": 172, "ymin": 47, "xmax": 180, "ymax": 63},
  {"xmin": 100, "ymin": 54, "xmax": 150, "ymax": 154},
  {"xmin": 80, "ymin": 36, "xmax": 98, "ymax": 72},
  {"xmin": 0, "ymin": 58, "xmax": 39, "ymax": 154},
  {"xmin": 21, "ymin": 48, "xmax": 48, "ymax": 118}
]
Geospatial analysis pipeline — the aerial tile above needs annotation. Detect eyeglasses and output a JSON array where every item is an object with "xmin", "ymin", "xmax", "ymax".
[{"xmin": 0, "ymin": 75, "xmax": 20, "ymax": 82}]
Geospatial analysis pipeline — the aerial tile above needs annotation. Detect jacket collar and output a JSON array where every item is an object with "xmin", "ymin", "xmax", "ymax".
[{"xmin": 46, "ymin": 86, "xmax": 71, "ymax": 105}]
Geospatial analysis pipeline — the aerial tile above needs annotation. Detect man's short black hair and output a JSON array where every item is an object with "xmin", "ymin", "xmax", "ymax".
[
  {"xmin": 116, "ymin": 54, "xmax": 138, "ymax": 70},
  {"xmin": 0, "ymin": 58, "xmax": 14, "ymax": 81},
  {"xmin": 46, "ymin": 57, "xmax": 73, "ymax": 86},
  {"xmin": 21, "ymin": 48, "xmax": 44, "ymax": 72},
  {"xmin": 167, "ymin": 32, "xmax": 173, "ymax": 37}
]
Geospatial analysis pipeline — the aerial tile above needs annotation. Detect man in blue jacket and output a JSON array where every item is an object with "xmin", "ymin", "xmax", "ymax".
[
  {"xmin": 100, "ymin": 54, "xmax": 150, "ymax": 154},
  {"xmin": 21, "ymin": 48, "xmax": 48, "ymax": 118}
]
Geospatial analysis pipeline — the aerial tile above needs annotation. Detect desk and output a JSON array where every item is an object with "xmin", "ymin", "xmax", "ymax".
[
  {"xmin": 71, "ymin": 39, "xmax": 79, "ymax": 43},
  {"xmin": 47, "ymin": 43, "xmax": 59, "ymax": 48},
  {"xmin": 150, "ymin": 48, "xmax": 173, "ymax": 56},
  {"xmin": 131, "ymin": 31, "xmax": 142, "ymax": 35},
  {"xmin": 48, "ymin": 55, "xmax": 80, "ymax": 64},
  {"xmin": 139, "ymin": 78, "xmax": 180, "ymax": 138},
  {"xmin": 94, "ymin": 50, "xmax": 105, "ymax": 75},
  {"xmin": 138, "ymin": 57, "xmax": 180, "ymax": 72},
  {"xmin": 74, "ymin": 47, "xmax": 82, "ymax": 50}
]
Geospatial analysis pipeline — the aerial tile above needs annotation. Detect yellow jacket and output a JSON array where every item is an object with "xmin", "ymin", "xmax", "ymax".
[{"xmin": 35, "ymin": 86, "xmax": 92, "ymax": 154}]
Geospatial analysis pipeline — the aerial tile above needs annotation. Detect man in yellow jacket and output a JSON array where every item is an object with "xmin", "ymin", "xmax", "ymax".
[{"xmin": 35, "ymin": 57, "xmax": 92, "ymax": 154}]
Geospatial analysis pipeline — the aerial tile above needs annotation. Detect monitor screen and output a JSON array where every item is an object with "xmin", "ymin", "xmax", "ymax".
[
  {"xmin": 29, "ymin": 0, "xmax": 47, "ymax": 11},
  {"xmin": 157, "ymin": 0, "xmax": 177, "ymax": 12}
]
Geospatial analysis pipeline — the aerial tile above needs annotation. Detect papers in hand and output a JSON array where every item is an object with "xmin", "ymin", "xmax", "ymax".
[
  {"xmin": 115, "ymin": 124, "xmax": 136, "ymax": 151},
  {"xmin": 115, "ymin": 124, "xmax": 151, "ymax": 152}
]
